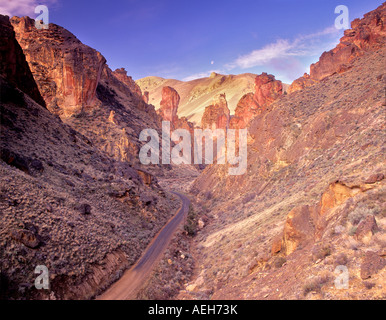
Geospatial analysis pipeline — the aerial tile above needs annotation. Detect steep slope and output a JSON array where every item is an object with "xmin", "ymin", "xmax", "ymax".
[
  {"xmin": 0, "ymin": 15, "xmax": 178, "ymax": 300},
  {"xmin": 182, "ymin": 4, "xmax": 385, "ymax": 300},
  {"xmin": 136, "ymin": 72, "xmax": 259, "ymax": 125}
]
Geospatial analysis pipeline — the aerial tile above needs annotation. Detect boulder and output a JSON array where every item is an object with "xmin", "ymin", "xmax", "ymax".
[
  {"xmin": 282, "ymin": 205, "xmax": 315, "ymax": 255},
  {"xmin": 12, "ymin": 229, "xmax": 40, "ymax": 248},
  {"xmin": 360, "ymin": 251, "xmax": 385, "ymax": 279},
  {"xmin": 355, "ymin": 215, "xmax": 379, "ymax": 243}
]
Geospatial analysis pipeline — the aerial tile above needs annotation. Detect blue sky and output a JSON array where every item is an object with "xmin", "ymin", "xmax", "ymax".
[{"xmin": 1, "ymin": 0, "xmax": 383, "ymax": 83}]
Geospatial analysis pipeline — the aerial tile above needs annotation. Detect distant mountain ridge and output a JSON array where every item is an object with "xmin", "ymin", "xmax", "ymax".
[{"xmin": 136, "ymin": 72, "xmax": 288, "ymax": 125}]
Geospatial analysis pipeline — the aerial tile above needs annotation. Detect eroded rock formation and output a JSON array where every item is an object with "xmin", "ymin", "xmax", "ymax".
[
  {"xmin": 287, "ymin": 73, "xmax": 317, "ymax": 94},
  {"xmin": 159, "ymin": 86, "xmax": 180, "ymax": 126},
  {"xmin": 112, "ymin": 68, "xmax": 143, "ymax": 99},
  {"xmin": 254, "ymin": 72, "xmax": 283, "ymax": 108},
  {"xmin": 230, "ymin": 73, "xmax": 282, "ymax": 128},
  {"xmin": 201, "ymin": 93, "xmax": 230, "ymax": 130}
]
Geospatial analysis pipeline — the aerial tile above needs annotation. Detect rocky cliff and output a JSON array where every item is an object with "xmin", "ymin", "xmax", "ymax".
[
  {"xmin": 159, "ymin": 86, "xmax": 180, "ymax": 126},
  {"xmin": 253, "ymin": 72, "xmax": 283, "ymax": 108},
  {"xmin": 112, "ymin": 68, "xmax": 143, "ymax": 100},
  {"xmin": 288, "ymin": 3, "xmax": 386, "ymax": 93},
  {"xmin": 230, "ymin": 73, "xmax": 283, "ymax": 129},
  {"xmin": 10, "ymin": 16, "xmax": 106, "ymax": 118}
]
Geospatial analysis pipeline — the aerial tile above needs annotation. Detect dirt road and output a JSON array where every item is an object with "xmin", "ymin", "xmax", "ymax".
[{"xmin": 96, "ymin": 191, "xmax": 190, "ymax": 300}]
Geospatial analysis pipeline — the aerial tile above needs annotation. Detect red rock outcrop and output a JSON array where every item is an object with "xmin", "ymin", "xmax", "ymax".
[
  {"xmin": 10, "ymin": 16, "xmax": 106, "ymax": 118},
  {"xmin": 201, "ymin": 93, "xmax": 230, "ymax": 130},
  {"xmin": 281, "ymin": 205, "xmax": 316, "ymax": 255},
  {"xmin": 287, "ymin": 73, "xmax": 317, "ymax": 94},
  {"xmin": 254, "ymin": 72, "xmax": 283, "ymax": 108},
  {"xmin": 0, "ymin": 15, "xmax": 45, "ymax": 106},
  {"xmin": 289, "ymin": 3, "xmax": 386, "ymax": 93},
  {"xmin": 312, "ymin": 4, "xmax": 386, "ymax": 81},
  {"xmin": 230, "ymin": 73, "xmax": 282, "ymax": 129},
  {"xmin": 159, "ymin": 86, "xmax": 180, "ymax": 126},
  {"xmin": 230, "ymin": 93, "xmax": 261, "ymax": 129},
  {"xmin": 112, "ymin": 68, "xmax": 143, "ymax": 99}
]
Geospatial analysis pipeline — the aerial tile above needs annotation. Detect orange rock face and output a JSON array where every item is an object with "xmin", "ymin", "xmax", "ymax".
[
  {"xmin": 0, "ymin": 15, "xmax": 45, "ymax": 106},
  {"xmin": 319, "ymin": 182, "xmax": 358, "ymax": 216},
  {"xmin": 230, "ymin": 73, "xmax": 282, "ymax": 129},
  {"xmin": 112, "ymin": 68, "xmax": 142, "ymax": 99},
  {"xmin": 160, "ymin": 86, "xmax": 180, "ymax": 126},
  {"xmin": 282, "ymin": 205, "xmax": 316, "ymax": 255},
  {"xmin": 287, "ymin": 73, "xmax": 316, "ymax": 94},
  {"xmin": 10, "ymin": 16, "xmax": 106, "ymax": 118},
  {"xmin": 201, "ymin": 93, "xmax": 230, "ymax": 130},
  {"xmin": 230, "ymin": 93, "xmax": 261, "ymax": 129},
  {"xmin": 312, "ymin": 4, "xmax": 385, "ymax": 81}
]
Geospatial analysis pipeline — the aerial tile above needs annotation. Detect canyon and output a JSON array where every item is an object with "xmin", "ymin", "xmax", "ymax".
[{"xmin": 0, "ymin": 2, "xmax": 385, "ymax": 301}]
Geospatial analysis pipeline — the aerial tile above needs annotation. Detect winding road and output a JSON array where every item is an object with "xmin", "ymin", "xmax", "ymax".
[{"xmin": 97, "ymin": 191, "xmax": 190, "ymax": 300}]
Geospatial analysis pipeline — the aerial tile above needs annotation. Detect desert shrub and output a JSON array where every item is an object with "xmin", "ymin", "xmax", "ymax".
[
  {"xmin": 203, "ymin": 191, "xmax": 213, "ymax": 200},
  {"xmin": 242, "ymin": 193, "xmax": 255, "ymax": 204},
  {"xmin": 348, "ymin": 204, "xmax": 379, "ymax": 225},
  {"xmin": 334, "ymin": 253, "xmax": 348, "ymax": 266},
  {"xmin": 184, "ymin": 204, "xmax": 198, "ymax": 236},
  {"xmin": 302, "ymin": 273, "xmax": 331, "ymax": 296},
  {"xmin": 348, "ymin": 226, "xmax": 357, "ymax": 236},
  {"xmin": 363, "ymin": 281, "xmax": 375, "ymax": 290},
  {"xmin": 273, "ymin": 257, "xmax": 286, "ymax": 268},
  {"xmin": 312, "ymin": 244, "xmax": 332, "ymax": 261}
]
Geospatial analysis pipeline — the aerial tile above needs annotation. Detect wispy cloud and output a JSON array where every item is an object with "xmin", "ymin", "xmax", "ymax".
[
  {"xmin": 182, "ymin": 26, "xmax": 342, "ymax": 82},
  {"xmin": 227, "ymin": 26, "xmax": 340, "ymax": 70},
  {"xmin": 0, "ymin": 0, "xmax": 57, "ymax": 17}
]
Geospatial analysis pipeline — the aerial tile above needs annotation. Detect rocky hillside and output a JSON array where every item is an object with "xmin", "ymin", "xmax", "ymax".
[
  {"xmin": 181, "ymin": 3, "xmax": 385, "ymax": 300},
  {"xmin": 0, "ymin": 15, "xmax": 179, "ymax": 300}
]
